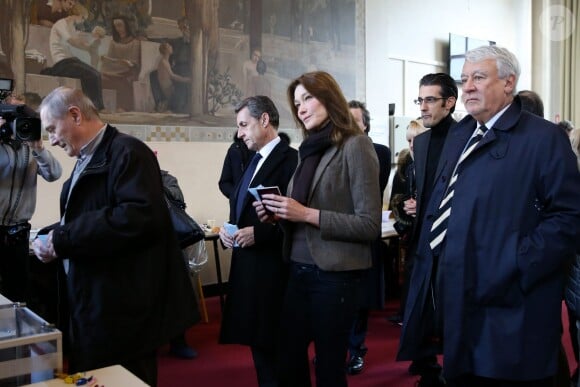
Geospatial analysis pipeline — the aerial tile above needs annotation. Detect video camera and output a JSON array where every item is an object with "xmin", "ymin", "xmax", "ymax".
[
  {"xmin": 0, "ymin": 78, "xmax": 42, "ymax": 143},
  {"xmin": 0, "ymin": 104, "xmax": 42, "ymax": 142}
]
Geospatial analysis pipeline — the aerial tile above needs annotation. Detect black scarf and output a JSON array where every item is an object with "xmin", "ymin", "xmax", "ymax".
[{"xmin": 291, "ymin": 122, "xmax": 333, "ymax": 204}]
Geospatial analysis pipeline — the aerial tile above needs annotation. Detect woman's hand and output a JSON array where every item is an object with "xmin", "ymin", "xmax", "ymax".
[
  {"xmin": 253, "ymin": 200, "xmax": 276, "ymax": 223},
  {"xmin": 260, "ymin": 194, "xmax": 320, "ymax": 227}
]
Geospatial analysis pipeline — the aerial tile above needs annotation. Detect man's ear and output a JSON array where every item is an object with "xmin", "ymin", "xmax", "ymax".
[
  {"xmin": 261, "ymin": 113, "xmax": 269, "ymax": 127},
  {"xmin": 69, "ymin": 106, "xmax": 82, "ymax": 125},
  {"xmin": 445, "ymin": 96, "xmax": 456, "ymax": 112},
  {"xmin": 504, "ymin": 74, "xmax": 516, "ymax": 95}
]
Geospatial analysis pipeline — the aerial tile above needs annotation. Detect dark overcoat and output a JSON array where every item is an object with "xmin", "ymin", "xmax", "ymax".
[
  {"xmin": 51, "ymin": 125, "xmax": 198, "ymax": 371},
  {"xmin": 219, "ymin": 139, "xmax": 297, "ymax": 348},
  {"xmin": 398, "ymin": 98, "xmax": 580, "ymax": 380},
  {"xmin": 218, "ymin": 139, "xmax": 255, "ymax": 199}
]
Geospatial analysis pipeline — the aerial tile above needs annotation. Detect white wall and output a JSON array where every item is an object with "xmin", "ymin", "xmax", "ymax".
[{"xmin": 366, "ymin": 0, "xmax": 532, "ymax": 145}]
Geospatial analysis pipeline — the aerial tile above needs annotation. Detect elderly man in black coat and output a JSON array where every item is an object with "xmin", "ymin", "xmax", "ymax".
[{"xmin": 33, "ymin": 86, "xmax": 198, "ymax": 387}]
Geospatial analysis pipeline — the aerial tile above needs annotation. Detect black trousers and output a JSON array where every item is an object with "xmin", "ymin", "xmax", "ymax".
[
  {"xmin": 121, "ymin": 351, "xmax": 158, "ymax": 387},
  {"xmin": 251, "ymin": 346, "xmax": 278, "ymax": 387},
  {"xmin": 43, "ymin": 58, "xmax": 104, "ymax": 110},
  {"xmin": 0, "ymin": 224, "xmax": 30, "ymax": 303},
  {"xmin": 348, "ymin": 307, "xmax": 369, "ymax": 357}
]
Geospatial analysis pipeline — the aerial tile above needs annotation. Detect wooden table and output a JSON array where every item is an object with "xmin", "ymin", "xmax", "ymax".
[
  {"xmin": 22, "ymin": 365, "xmax": 148, "ymax": 386},
  {"xmin": 204, "ymin": 233, "xmax": 225, "ymax": 311}
]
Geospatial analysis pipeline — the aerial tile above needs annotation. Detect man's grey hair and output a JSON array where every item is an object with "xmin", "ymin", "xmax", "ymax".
[
  {"xmin": 40, "ymin": 86, "xmax": 99, "ymax": 120},
  {"xmin": 465, "ymin": 45, "xmax": 521, "ymax": 93}
]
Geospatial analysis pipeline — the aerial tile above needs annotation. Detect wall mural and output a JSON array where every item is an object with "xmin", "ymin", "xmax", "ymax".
[{"xmin": 0, "ymin": 0, "xmax": 364, "ymax": 139}]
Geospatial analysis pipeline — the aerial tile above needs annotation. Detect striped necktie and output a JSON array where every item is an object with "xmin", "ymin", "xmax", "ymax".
[{"xmin": 429, "ymin": 125, "xmax": 488, "ymax": 254}]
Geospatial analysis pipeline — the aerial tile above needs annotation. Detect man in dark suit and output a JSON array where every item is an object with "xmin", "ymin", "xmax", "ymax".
[
  {"xmin": 345, "ymin": 100, "xmax": 390, "ymax": 375},
  {"xmin": 218, "ymin": 96, "xmax": 298, "ymax": 387},
  {"xmin": 398, "ymin": 46, "xmax": 580, "ymax": 386},
  {"xmin": 402, "ymin": 73, "xmax": 458, "ymax": 386}
]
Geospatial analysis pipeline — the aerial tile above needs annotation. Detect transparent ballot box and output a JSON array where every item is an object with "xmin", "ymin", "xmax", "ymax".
[{"xmin": 0, "ymin": 303, "xmax": 62, "ymax": 386}]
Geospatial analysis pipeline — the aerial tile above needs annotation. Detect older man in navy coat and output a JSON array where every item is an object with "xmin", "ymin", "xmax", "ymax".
[{"xmin": 398, "ymin": 46, "xmax": 580, "ymax": 386}]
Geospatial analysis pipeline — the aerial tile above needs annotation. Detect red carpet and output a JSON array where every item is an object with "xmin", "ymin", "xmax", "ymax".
[{"xmin": 158, "ymin": 297, "xmax": 577, "ymax": 387}]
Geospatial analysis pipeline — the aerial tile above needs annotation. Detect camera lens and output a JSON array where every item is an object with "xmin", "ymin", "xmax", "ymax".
[{"xmin": 15, "ymin": 117, "xmax": 41, "ymax": 141}]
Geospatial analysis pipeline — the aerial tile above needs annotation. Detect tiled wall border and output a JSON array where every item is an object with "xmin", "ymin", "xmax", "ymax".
[{"xmin": 114, "ymin": 124, "xmax": 303, "ymax": 143}]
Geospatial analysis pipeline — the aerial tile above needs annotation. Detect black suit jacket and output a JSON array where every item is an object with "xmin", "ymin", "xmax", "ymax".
[
  {"xmin": 220, "ymin": 139, "xmax": 298, "ymax": 348},
  {"xmin": 218, "ymin": 140, "xmax": 254, "ymax": 199}
]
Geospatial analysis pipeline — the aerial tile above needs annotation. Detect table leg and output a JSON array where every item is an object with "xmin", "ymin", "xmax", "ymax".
[
  {"xmin": 212, "ymin": 238, "xmax": 225, "ymax": 311},
  {"xmin": 196, "ymin": 275, "xmax": 209, "ymax": 323}
]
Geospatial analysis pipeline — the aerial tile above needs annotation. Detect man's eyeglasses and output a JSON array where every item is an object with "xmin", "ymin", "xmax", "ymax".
[{"xmin": 414, "ymin": 97, "xmax": 447, "ymax": 105}]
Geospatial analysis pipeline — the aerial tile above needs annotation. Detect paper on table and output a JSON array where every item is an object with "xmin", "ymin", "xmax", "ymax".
[{"xmin": 382, "ymin": 210, "xmax": 392, "ymax": 222}]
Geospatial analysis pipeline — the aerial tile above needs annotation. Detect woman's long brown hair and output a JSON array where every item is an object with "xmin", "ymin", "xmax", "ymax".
[{"xmin": 287, "ymin": 71, "xmax": 360, "ymax": 146}]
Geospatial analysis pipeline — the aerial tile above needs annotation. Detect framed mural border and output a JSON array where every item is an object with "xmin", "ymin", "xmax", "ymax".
[
  {"xmin": 3, "ymin": 0, "xmax": 366, "ymax": 144},
  {"xmin": 114, "ymin": 124, "xmax": 303, "ymax": 144}
]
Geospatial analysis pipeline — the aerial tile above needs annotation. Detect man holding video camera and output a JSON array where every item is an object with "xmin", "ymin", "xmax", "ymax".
[{"xmin": 0, "ymin": 94, "xmax": 62, "ymax": 304}]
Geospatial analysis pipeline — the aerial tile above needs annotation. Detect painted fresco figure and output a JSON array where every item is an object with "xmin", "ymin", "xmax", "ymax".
[
  {"xmin": 100, "ymin": 15, "xmax": 141, "ymax": 112},
  {"xmin": 41, "ymin": 3, "xmax": 105, "ymax": 111}
]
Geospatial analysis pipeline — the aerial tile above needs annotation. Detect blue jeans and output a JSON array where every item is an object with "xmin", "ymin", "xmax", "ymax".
[{"xmin": 278, "ymin": 263, "xmax": 363, "ymax": 387}]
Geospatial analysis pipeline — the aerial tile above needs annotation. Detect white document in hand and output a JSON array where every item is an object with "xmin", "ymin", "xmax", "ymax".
[
  {"xmin": 248, "ymin": 185, "xmax": 264, "ymax": 201},
  {"xmin": 223, "ymin": 222, "xmax": 239, "ymax": 247}
]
